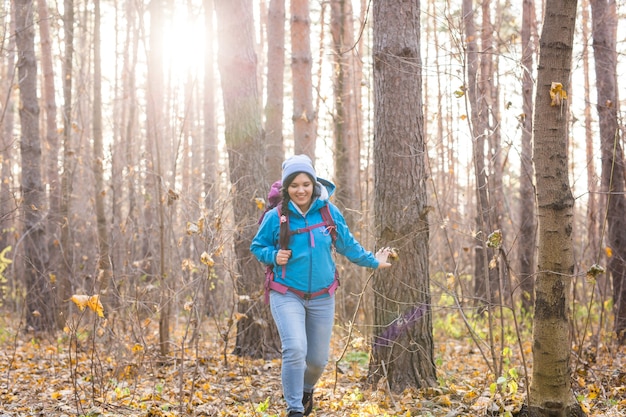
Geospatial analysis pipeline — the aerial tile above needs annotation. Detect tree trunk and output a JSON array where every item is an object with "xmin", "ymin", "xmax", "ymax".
[
  {"xmin": 15, "ymin": 0, "xmax": 54, "ymax": 331},
  {"xmin": 590, "ymin": 0, "xmax": 626, "ymax": 343},
  {"xmin": 463, "ymin": 0, "xmax": 497, "ymax": 307},
  {"xmin": 290, "ymin": 0, "xmax": 316, "ymax": 157},
  {"xmin": 92, "ymin": 0, "xmax": 113, "ymax": 300},
  {"xmin": 58, "ymin": 0, "xmax": 75, "ymax": 329},
  {"xmin": 146, "ymin": 0, "xmax": 170, "ymax": 357},
  {"xmin": 330, "ymin": 0, "xmax": 363, "ymax": 322},
  {"xmin": 519, "ymin": 0, "xmax": 537, "ymax": 311},
  {"xmin": 369, "ymin": 0, "xmax": 436, "ymax": 391},
  {"xmin": 264, "ymin": 0, "xmax": 285, "ymax": 181},
  {"xmin": 528, "ymin": 0, "xmax": 586, "ymax": 415},
  {"xmin": 36, "ymin": 0, "xmax": 61, "ymax": 223},
  {"xmin": 214, "ymin": 0, "xmax": 280, "ymax": 359},
  {"xmin": 203, "ymin": 0, "xmax": 218, "ymax": 206},
  {"xmin": 1, "ymin": 7, "xmax": 16, "ymax": 254},
  {"xmin": 581, "ymin": 0, "xmax": 600, "ymax": 285}
]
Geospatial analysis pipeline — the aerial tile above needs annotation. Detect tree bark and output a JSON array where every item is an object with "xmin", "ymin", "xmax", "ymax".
[
  {"xmin": 463, "ymin": 0, "xmax": 497, "ymax": 307},
  {"xmin": 369, "ymin": 0, "xmax": 436, "ymax": 391},
  {"xmin": 590, "ymin": 0, "xmax": 626, "ymax": 343},
  {"xmin": 519, "ymin": 0, "xmax": 537, "ymax": 311},
  {"xmin": 528, "ymin": 0, "xmax": 586, "ymax": 415},
  {"xmin": 290, "ymin": 0, "xmax": 316, "ymax": 157},
  {"xmin": 214, "ymin": 0, "xmax": 280, "ymax": 359},
  {"xmin": 330, "ymin": 0, "xmax": 363, "ymax": 322},
  {"xmin": 15, "ymin": 0, "xmax": 54, "ymax": 331},
  {"xmin": 264, "ymin": 0, "xmax": 285, "ymax": 181},
  {"xmin": 58, "ymin": 0, "xmax": 75, "ymax": 329},
  {"xmin": 0, "ymin": 6, "xmax": 17, "ymax": 254},
  {"xmin": 146, "ymin": 0, "xmax": 170, "ymax": 357},
  {"xmin": 92, "ymin": 0, "xmax": 113, "ymax": 301}
]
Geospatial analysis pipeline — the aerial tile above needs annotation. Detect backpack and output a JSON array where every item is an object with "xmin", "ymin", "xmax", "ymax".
[{"xmin": 260, "ymin": 180, "xmax": 339, "ymax": 303}]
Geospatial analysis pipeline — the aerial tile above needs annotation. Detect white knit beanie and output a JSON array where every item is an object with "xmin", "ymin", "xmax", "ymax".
[{"xmin": 281, "ymin": 154, "xmax": 317, "ymax": 183}]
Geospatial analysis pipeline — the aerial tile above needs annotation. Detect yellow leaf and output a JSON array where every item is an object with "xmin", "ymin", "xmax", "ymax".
[
  {"xmin": 489, "ymin": 258, "xmax": 497, "ymax": 269},
  {"xmin": 550, "ymin": 82, "xmax": 567, "ymax": 106},
  {"xmin": 605, "ymin": 246, "xmax": 613, "ymax": 257},
  {"xmin": 234, "ymin": 312, "xmax": 248, "ymax": 322},
  {"xmin": 87, "ymin": 295, "xmax": 105, "ymax": 317},
  {"xmin": 71, "ymin": 294, "xmax": 104, "ymax": 317},
  {"xmin": 435, "ymin": 395, "xmax": 451, "ymax": 406},
  {"xmin": 201, "ymin": 251, "xmax": 214, "ymax": 267},
  {"xmin": 186, "ymin": 221, "xmax": 199, "ymax": 235},
  {"xmin": 70, "ymin": 294, "xmax": 90, "ymax": 311},
  {"xmin": 51, "ymin": 391, "xmax": 63, "ymax": 400}
]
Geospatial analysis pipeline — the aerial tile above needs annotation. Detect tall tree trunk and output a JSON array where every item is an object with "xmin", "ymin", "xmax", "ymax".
[
  {"xmin": 37, "ymin": 0, "xmax": 63, "ymax": 322},
  {"xmin": 463, "ymin": 0, "xmax": 496, "ymax": 307},
  {"xmin": 214, "ymin": 0, "xmax": 280, "ymax": 359},
  {"xmin": 519, "ymin": 0, "xmax": 537, "ymax": 311},
  {"xmin": 590, "ymin": 0, "xmax": 626, "ymax": 344},
  {"xmin": 92, "ymin": 0, "xmax": 113, "ymax": 301},
  {"xmin": 581, "ymin": 0, "xmax": 600, "ymax": 272},
  {"xmin": 290, "ymin": 0, "xmax": 316, "ymax": 157},
  {"xmin": 329, "ymin": 0, "xmax": 363, "ymax": 322},
  {"xmin": 264, "ymin": 0, "xmax": 285, "ymax": 181},
  {"xmin": 146, "ymin": 0, "xmax": 170, "ymax": 357},
  {"xmin": 15, "ymin": 0, "xmax": 54, "ymax": 331},
  {"xmin": 369, "ymin": 0, "xmax": 436, "ymax": 391},
  {"xmin": 1, "ymin": 7, "xmax": 17, "ymax": 253},
  {"xmin": 203, "ymin": 0, "xmax": 218, "ymax": 205},
  {"xmin": 121, "ymin": 0, "xmax": 140, "ymax": 282},
  {"xmin": 528, "ymin": 0, "xmax": 585, "ymax": 415},
  {"xmin": 58, "ymin": 0, "xmax": 75, "ymax": 329}
]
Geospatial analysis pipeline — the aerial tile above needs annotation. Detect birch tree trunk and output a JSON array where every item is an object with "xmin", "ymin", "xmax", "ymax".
[{"xmin": 528, "ymin": 0, "xmax": 586, "ymax": 414}]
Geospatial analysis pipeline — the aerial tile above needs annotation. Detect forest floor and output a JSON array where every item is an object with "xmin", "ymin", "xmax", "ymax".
[{"xmin": 0, "ymin": 311, "xmax": 624, "ymax": 417}]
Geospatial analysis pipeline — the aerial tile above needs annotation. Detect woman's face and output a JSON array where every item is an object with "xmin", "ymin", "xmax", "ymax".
[{"xmin": 287, "ymin": 173, "xmax": 314, "ymax": 212}]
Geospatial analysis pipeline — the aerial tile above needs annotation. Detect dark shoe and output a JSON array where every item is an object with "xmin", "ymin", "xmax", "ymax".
[
  {"xmin": 288, "ymin": 412, "xmax": 304, "ymax": 417},
  {"xmin": 302, "ymin": 391, "xmax": 314, "ymax": 416}
]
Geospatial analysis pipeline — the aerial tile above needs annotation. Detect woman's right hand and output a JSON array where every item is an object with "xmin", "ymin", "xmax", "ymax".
[{"xmin": 276, "ymin": 249, "xmax": 292, "ymax": 266}]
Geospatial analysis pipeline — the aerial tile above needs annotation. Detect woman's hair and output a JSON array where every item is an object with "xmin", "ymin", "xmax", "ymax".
[{"xmin": 278, "ymin": 172, "xmax": 318, "ymax": 248}]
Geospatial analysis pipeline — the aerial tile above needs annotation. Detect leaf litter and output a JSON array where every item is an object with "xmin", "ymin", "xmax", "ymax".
[{"xmin": 0, "ymin": 313, "xmax": 624, "ymax": 417}]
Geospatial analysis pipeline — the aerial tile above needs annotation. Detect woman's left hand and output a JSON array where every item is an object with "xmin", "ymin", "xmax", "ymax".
[{"xmin": 375, "ymin": 247, "xmax": 393, "ymax": 269}]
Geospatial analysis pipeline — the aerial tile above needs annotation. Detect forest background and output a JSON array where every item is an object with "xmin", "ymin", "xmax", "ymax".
[{"xmin": 0, "ymin": 0, "xmax": 625, "ymax": 416}]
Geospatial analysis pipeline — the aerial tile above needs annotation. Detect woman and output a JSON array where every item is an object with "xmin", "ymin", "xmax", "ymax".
[{"xmin": 251, "ymin": 154, "xmax": 392, "ymax": 417}]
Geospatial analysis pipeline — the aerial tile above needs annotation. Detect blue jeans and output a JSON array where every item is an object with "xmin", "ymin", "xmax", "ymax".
[{"xmin": 270, "ymin": 290, "xmax": 335, "ymax": 413}]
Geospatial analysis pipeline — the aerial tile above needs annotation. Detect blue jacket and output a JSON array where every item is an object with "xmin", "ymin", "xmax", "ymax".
[{"xmin": 250, "ymin": 178, "xmax": 380, "ymax": 295}]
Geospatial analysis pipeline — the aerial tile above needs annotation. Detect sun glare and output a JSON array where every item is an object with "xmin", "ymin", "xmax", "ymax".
[{"xmin": 162, "ymin": 6, "xmax": 206, "ymax": 84}]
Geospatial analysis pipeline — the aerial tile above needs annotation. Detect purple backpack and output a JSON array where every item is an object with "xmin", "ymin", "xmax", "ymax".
[{"xmin": 258, "ymin": 180, "xmax": 283, "ymax": 225}]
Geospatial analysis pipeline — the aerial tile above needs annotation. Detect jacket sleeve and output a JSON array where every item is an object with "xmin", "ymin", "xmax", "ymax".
[
  {"xmin": 250, "ymin": 209, "xmax": 280, "ymax": 266},
  {"xmin": 329, "ymin": 204, "xmax": 380, "ymax": 269}
]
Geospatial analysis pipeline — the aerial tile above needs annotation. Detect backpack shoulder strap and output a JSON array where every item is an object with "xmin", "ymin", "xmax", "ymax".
[{"xmin": 320, "ymin": 204, "xmax": 337, "ymax": 243}]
